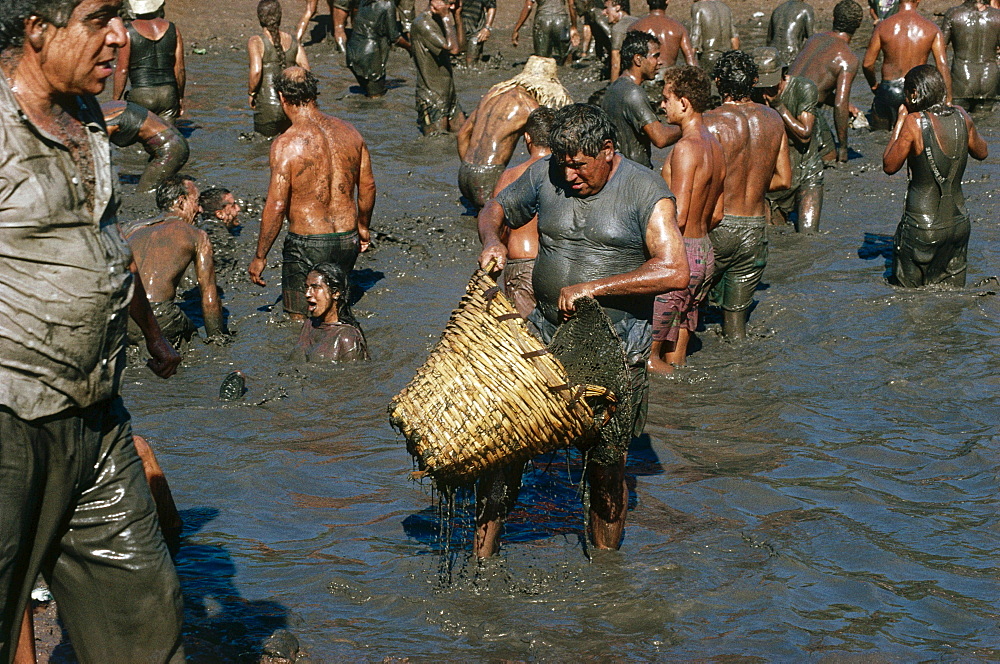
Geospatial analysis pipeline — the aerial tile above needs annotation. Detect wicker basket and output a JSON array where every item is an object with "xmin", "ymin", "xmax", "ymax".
[{"xmin": 389, "ymin": 267, "xmax": 612, "ymax": 487}]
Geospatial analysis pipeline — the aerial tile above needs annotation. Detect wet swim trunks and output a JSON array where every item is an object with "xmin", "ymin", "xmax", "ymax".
[
  {"xmin": 282, "ymin": 230, "xmax": 361, "ymax": 317},
  {"xmin": 458, "ymin": 161, "xmax": 507, "ymax": 208},
  {"xmin": 708, "ymin": 214, "xmax": 767, "ymax": 312},
  {"xmin": 501, "ymin": 257, "xmax": 537, "ymax": 318},
  {"xmin": 533, "ymin": 13, "xmax": 572, "ymax": 60},
  {"xmin": 871, "ymin": 77, "xmax": 905, "ymax": 129},
  {"xmin": 128, "ymin": 299, "xmax": 197, "ymax": 347},
  {"xmin": 652, "ymin": 235, "xmax": 714, "ymax": 342}
]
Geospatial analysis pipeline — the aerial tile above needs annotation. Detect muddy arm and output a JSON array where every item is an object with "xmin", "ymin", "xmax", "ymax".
[
  {"xmin": 128, "ymin": 260, "xmax": 181, "ymax": 378},
  {"xmin": 357, "ymin": 143, "xmax": 376, "ymax": 251},
  {"xmin": 194, "ymin": 230, "xmax": 226, "ymax": 337},
  {"xmin": 249, "ymin": 140, "xmax": 292, "ymax": 286},
  {"xmin": 931, "ymin": 32, "xmax": 952, "ymax": 103}
]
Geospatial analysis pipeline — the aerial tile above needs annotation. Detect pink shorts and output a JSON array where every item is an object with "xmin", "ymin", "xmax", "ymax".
[{"xmin": 652, "ymin": 235, "xmax": 715, "ymax": 342}]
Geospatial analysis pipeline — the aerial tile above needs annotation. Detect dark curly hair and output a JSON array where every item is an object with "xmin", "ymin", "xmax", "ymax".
[
  {"xmin": 0, "ymin": 0, "xmax": 81, "ymax": 50},
  {"xmin": 646, "ymin": 0, "xmax": 667, "ymax": 10},
  {"xmin": 198, "ymin": 187, "xmax": 232, "ymax": 217},
  {"xmin": 620, "ymin": 30, "xmax": 657, "ymax": 71},
  {"xmin": 524, "ymin": 107, "xmax": 556, "ymax": 148},
  {"xmin": 663, "ymin": 65, "xmax": 712, "ymax": 113},
  {"xmin": 549, "ymin": 103, "xmax": 616, "ymax": 158},
  {"xmin": 713, "ymin": 49, "xmax": 757, "ymax": 102},
  {"xmin": 309, "ymin": 262, "xmax": 360, "ymax": 327},
  {"xmin": 832, "ymin": 0, "xmax": 864, "ymax": 34},
  {"xmin": 276, "ymin": 66, "xmax": 319, "ymax": 106},
  {"xmin": 155, "ymin": 174, "xmax": 196, "ymax": 212}
]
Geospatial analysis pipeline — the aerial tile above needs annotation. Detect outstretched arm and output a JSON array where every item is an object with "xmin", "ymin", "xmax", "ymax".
[
  {"xmin": 478, "ymin": 199, "xmax": 510, "ymax": 271},
  {"xmin": 248, "ymin": 36, "xmax": 263, "ymax": 108},
  {"xmin": 769, "ymin": 132, "xmax": 792, "ymax": 191},
  {"xmin": 250, "ymin": 140, "xmax": 292, "ymax": 286},
  {"xmin": 680, "ymin": 29, "xmax": 697, "ymax": 66},
  {"xmin": 643, "ymin": 120, "xmax": 681, "ymax": 149},
  {"xmin": 357, "ymin": 142, "xmax": 376, "ymax": 251},
  {"xmin": 833, "ymin": 65, "xmax": 855, "ymax": 162},
  {"xmin": 194, "ymin": 230, "xmax": 227, "ymax": 337},
  {"xmin": 174, "ymin": 28, "xmax": 186, "ymax": 116}
]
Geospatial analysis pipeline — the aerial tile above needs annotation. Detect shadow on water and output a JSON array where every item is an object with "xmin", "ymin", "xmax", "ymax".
[
  {"xmin": 858, "ymin": 232, "xmax": 895, "ymax": 280},
  {"xmin": 175, "ymin": 507, "xmax": 289, "ymax": 663}
]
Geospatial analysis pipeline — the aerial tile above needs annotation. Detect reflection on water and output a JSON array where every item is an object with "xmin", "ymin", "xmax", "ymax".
[{"xmin": 108, "ymin": 31, "xmax": 1000, "ymax": 661}]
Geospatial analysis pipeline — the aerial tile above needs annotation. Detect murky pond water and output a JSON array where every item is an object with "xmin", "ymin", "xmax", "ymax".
[{"xmin": 100, "ymin": 24, "xmax": 1000, "ymax": 662}]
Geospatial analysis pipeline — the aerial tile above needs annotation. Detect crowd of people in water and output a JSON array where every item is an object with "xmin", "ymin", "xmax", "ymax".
[{"xmin": 0, "ymin": 0, "xmax": 996, "ymax": 657}]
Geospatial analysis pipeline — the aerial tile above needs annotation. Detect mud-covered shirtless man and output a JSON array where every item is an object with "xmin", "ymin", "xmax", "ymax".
[
  {"xmin": 124, "ymin": 175, "xmax": 228, "ymax": 346},
  {"xmin": 788, "ymin": 0, "xmax": 864, "ymax": 162},
  {"xmin": 457, "ymin": 56, "xmax": 571, "ymax": 208},
  {"xmin": 650, "ymin": 66, "xmax": 724, "ymax": 373},
  {"xmin": 690, "ymin": 0, "xmax": 739, "ymax": 73},
  {"xmin": 862, "ymin": 0, "xmax": 951, "ymax": 129},
  {"xmin": 630, "ymin": 0, "xmax": 697, "ymax": 70},
  {"xmin": 768, "ymin": 0, "xmax": 815, "ymax": 65},
  {"xmin": 705, "ymin": 51, "xmax": 791, "ymax": 339},
  {"xmin": 249, "ymin": 68, "xmax": 376, "ymax": 321},
  {"xmin": 940, "ymin": 0, "xmax": 1000, "ymax": 110}
]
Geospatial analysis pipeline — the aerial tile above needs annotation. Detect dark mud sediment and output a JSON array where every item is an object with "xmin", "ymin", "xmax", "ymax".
[{"xmin": 60, "ymin": 23, "xmax": 1000, "ymax": 661}]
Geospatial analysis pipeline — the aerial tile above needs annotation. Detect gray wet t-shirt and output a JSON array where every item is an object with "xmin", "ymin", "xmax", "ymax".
[
  {"xmin": 601, "ymin": 76, "xmax": 661, "ymax": 168},
  {"xmin": 411, "ymin": 12, "xmax": 456, "ymax": 106},
  {"xmin": 496, "ymin": 155, "xmax": 674, "ymax": 325}
]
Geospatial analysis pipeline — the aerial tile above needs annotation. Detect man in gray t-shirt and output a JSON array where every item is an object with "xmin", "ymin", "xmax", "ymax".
[
  {"xmin": 476, "ymin": 104, "xmax": 689, "ymax": 558},
  {"xmin": 605, "ymin": 0, "xmax": 639, "ymax": 79},
  {"xmin": 602, "ymin": 30, "xmax": 678, "ymax": 167}
]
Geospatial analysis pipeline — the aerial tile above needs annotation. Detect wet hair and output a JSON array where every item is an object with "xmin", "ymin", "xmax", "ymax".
[
  {"xmin": 308, "ymin": 262, "xmax": 359, "ymax": 327},
  {"xmin": 663, "ymin": 65, "xmax": 712, "ymax": 113},
  {"xmin": 647, "ymin": 0, "xmax": 667, "ymax": 10},
  {"xmin": 276, "ymin": 67, "xmax": 319, "ymax": 105},
  {"xmin": 524, "ymin": 107, "xmax": 555, "ymax": 148},
  {"xmin": 605, "ymin": 0, "xmax": 631, "ymax": 15},
  {"xmin": 199, "ymin": 187, "xmax": 232, "ymax": 217},
  {"xmin": 713, "ymin": 50, "xmax": 757, "ymax": 101},
  {"xmin": 620, "ymin": 30, "xmax": 656, "ymax": 70},
  {"xmin": 903, "ymin": 64, "xmax": 952, "ymax": 114},
  {"xmin": 156, "ymin": 174, "xmax": 195, "ymax": 211},
  {"xmin": 0, "ymin": 0, "xmax": 81, "ymax": 50},
  {"xmin": 832, "ymin": 0, "xmax": 863, "ymax": 34},
  {"xmin": 257, "ymin": 0, "xmax": 286, "ymax": 69},
  {"xmin": 549, "ymin": 104, "xmax": 616, "ymax": 159}
]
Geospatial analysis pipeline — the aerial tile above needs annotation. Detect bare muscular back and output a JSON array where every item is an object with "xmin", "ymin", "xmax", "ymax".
[
  {"xmin": 870, "ymin": 10, "xmax": 943, "ymax": 81},
  {"xmin": 705, "ymin": 101, "xmax": 788, "ymax": 217},
  {"xmin": 460, "ymin": 86, "xmax": 540, "ymax": 166},
  {"xmin": 631, "ymin": 12, "xmax": 695, "ymax": 66},
  {"xmin": 126, "ymin": 217, "xmax": 203, "ymax": 302},
  {"xmin": 789, "ymin": 32, "xmax": 858, "ymax": 103},
  {"xmin": 272, "ymin": 109, "xmax": 369, "ymax": 235},
  {"xmin": 661, "ymin": 126, "xmax": 725, "ymax": 238}
]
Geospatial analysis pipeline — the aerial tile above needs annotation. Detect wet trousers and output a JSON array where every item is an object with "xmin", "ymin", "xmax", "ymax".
[
  {"xmin": 890, "ymin": 214, "xmax": 970, "ymax": 288},
  {"xmin": 458, "ymin": 161, "xmax": 506, "ymax": 209},
  {"xmin": 0, "ymin": 398, "xmax": 184, "ymax": 663},
  {"xmin": 127, "ymin": 84, "xmax": 180, "ymax": 123},
  {"xmin": 708, "ymin": 214, "xmax": 767, "ymax": 311}
]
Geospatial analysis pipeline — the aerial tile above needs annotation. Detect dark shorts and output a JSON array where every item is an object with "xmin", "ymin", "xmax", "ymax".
[
  {"xmin": 871, "ymin": 77, "xmax": 905, "ymax": 129},
  {"xmin": 890, "ymin": 214, "xmax": 970, "ymax": 288},
  {"xmin": 126, "ymin": 84, "xmax": 180, "ymax": 123},
  {"xmin": 0, "ymin": 398, "xmax": 184, "ymax": 662},
  {"xmin": 501, "ymin": 257, "xmax": 536, "ymax": 319},
  {"xmin": 282, "ymin": 230, "xmax": 360, "ymax": 316},
  {"xmin": 127, "ymin": 299, "xmax": 197, "ymax": 347},
  {"xmin": 533, "ymin": 14, "xmax": 571, "ymax": 60},
  {"xmin": 709, "ymin": 214, "xmax": 767, "ymax": 312},
  {"xmin": 416, "ymin": 91, "xmax": 463, "ymax": 131},
  {"xmin": 653, "ymin": 235, "xmax": 715, "ymax": 342},
  {"xmin": 458, "ymin": 161, "xmax": 506, "ymax": 209},
  {"xmin": 529, "ymin": 307, "xmax": 651, "ymax": 458},
  {"xmin": 953, "ymin": 58, "xmax": 999, "ymax": 105}
]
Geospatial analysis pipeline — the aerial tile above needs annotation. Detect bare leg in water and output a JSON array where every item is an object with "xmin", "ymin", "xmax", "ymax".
[
  {"xmin": 587, "ymin": 457, "xmax": 628, "ymax": 549},
  {"xmin": 474, "ymin": 464, "xmax": 524, "ymax": 558}
]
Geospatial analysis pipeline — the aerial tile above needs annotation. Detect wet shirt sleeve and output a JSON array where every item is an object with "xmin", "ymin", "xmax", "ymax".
[
  {"xmin": 624, "ymin": 85, "xmax": 659, "ymax": 134},
  {"xmin": 496, "ymin": 159, "xmax": 546, "ymax": 229},
  {"xmin": 414, "ymin": 16, "xmax": 448, "ymax": 56}
]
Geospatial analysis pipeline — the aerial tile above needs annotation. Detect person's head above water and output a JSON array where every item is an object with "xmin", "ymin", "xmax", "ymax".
[
  {"xmin": 832, "ymin": 0, "xmax": 864, "ymax": 35},
  {"xmin": 305, "ymin": 262, "xmax": 358, "ymax": 326},
  {"xmin": 621, "ymin": 30, "xmax": 660, "ymax": 79},
  {"xmin": 257, "ymin": 0, "xmax": 281, "ymax": 28},
  {"xmin": 662, "ymin": 65, "xmax": 711, "ymax": 121},
  {"xmin": 276, "ymin": 66, "xmax": 319, "ymax": 106},
  {"xmin": 523, "ymin": 106, "xmax": 555, "ymax": 151},
  {"xmin": 156, "ymin": 174, "xmax": 200, "ymax": 220},
  {"xmin": 549, "ymin": 103, "xmax": 617, "ymax": 197},
  {"xmin": 199, "ymin": 187, "xmax": 241, "ymax": 228},
  {"xmin": 903, "ymin": 64, "xmax": 951, "ymax": 114},
  {"xmin": 713, "ymin": 49, "xmax": 757, "ymax": 102}
]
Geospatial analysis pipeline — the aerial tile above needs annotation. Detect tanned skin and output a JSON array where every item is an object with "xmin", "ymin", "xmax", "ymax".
[
  {"xmin": 620, "ymin": 37, "xmax": 682, "ymax": 148},
  {"xmin": 604, "ymin": 0, "xmax": 632, "ymax": 80},
  {"xmin": 248, "ymin": 29, "xmax": 311, "ymax": 109},
  {"xmin": 789, "ymin": 31, "xmax": 859, "ymax": 161},
  {"xmin": 249, "ymin": 67, "xmax": 376, "ymax": 319},
  {"xmin": 511, "ymin": 0, "xmax": 580, "ymax": 63},
  {"xmin": 476, "ymin": 141, "xmax": 689, "ymax": 557},
  {"xmin": 296, "ymin": 0, "xmax": 349, "ymax": 51},
  {"xmin": 704, "ymin": 88, "xmax": 791, "ymax": 338},
  {"xmin": 883, "ymin": 102, "xmax": 986, "ymax": 174},
  {"xmin": 651, "ymin": 83, "xmax": 725, "ymax": 373},
  {"xmin": 457, "ymin": 86, "xmax": 540, "ymax": 165},
  {"xmin": 112, "ymin": 12, "xmax": 186, "ymax": 115},
  {"xmin": 125, "ymin": 179, "xmax": 227, "ymax": 338},
  {"xmin": 630, "ymin": 4, "xmax": 697, "ymax": 69},
  {"xmin": 863, "ymin": 0, "xmax": 952, "ymax": 128}
]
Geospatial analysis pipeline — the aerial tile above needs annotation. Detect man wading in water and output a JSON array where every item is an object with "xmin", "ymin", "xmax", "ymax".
[
  {"xmin": 249, "ymin": 67, "xmax": 375, "ymax": 321},
  {"xmin": 476, "ymin": 103, "xmax": 690, "ymax": 557}
]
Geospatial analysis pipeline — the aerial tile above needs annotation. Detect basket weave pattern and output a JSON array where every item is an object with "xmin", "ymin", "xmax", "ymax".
[{"xmin": 389, "ymin": 268, "xmax": 597, "ymax": 486}]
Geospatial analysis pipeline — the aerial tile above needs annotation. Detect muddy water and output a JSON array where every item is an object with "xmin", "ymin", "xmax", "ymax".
[{"xmin": 106, "ymin": 31, "xmax": 1000, "ymax": 662}]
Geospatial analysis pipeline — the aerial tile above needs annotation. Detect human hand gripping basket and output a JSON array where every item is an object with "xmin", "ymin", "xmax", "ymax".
[{"xmin": 389, "ymin": 267, "xmax": 616, "ymax": 488}]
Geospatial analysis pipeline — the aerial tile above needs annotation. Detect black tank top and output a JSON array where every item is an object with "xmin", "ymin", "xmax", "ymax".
[
  {"xmin": 258, "ymin": 34, "xmax": 299, "ymax": 109},
  {"xmin": 905, "ymin": 110, "xmax": 969, "ymax": 227},
  {"xmin": 127, "ymin": 22, "xmax": 178, "ymax": 88}
]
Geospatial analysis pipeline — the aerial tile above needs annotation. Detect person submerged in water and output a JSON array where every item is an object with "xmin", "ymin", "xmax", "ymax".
[{"xmin": 291, "ymin": 263, "xmax": 370, "ymax": 363}]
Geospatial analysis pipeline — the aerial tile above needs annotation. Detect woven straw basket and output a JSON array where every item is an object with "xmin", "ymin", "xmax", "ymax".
[{"xmin": 389, "ymin": 267, "xmax": 610, "ymax": 487}]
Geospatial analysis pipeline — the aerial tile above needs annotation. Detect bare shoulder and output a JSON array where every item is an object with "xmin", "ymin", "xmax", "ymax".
[
  {"xmin": 325, "ymin": 113, "xmax": 365, "ymax": 145},
  {"xmin": 248, "ymin": 34, "xmax": 263, "ymax": 50}
]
